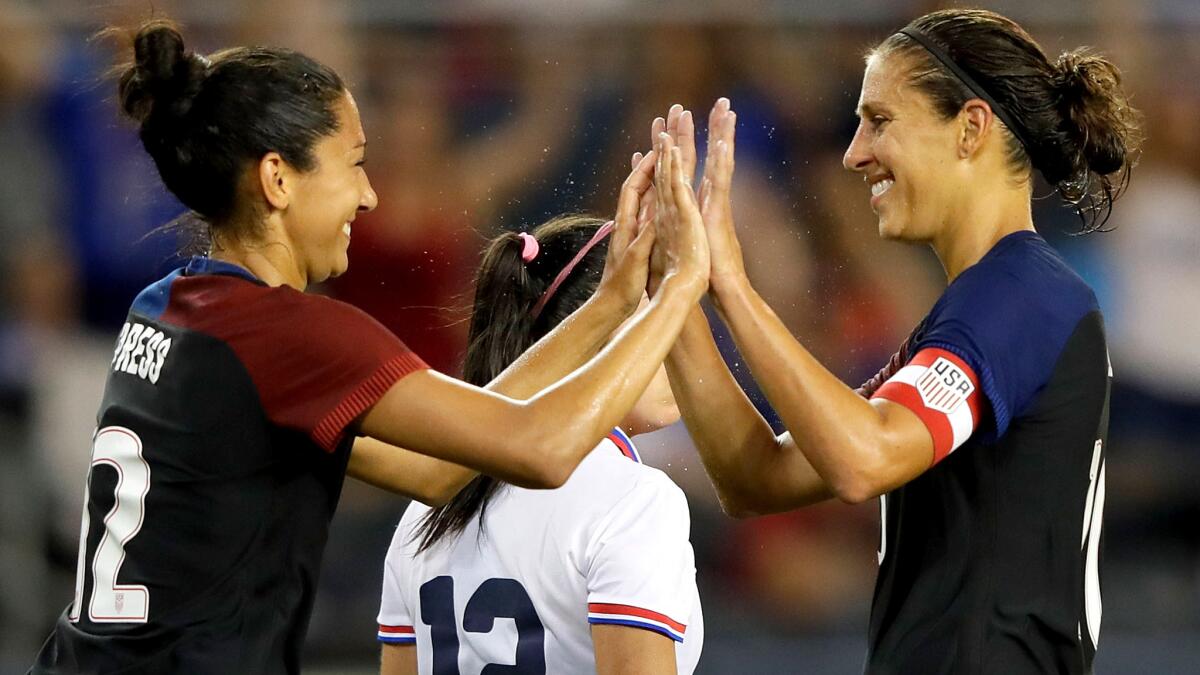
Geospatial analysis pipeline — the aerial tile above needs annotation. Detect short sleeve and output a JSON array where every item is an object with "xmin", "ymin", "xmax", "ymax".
[
  {"xmin": 584, "ymin": 472, "xmax": 697, "ymax": 643},
  {"xmin": 377, "ymin": 506, "xmax": 425, "ymax": 645},
  {"xmin": 902, "ymin": 233, "xmax": 1100, "ymax": 441},
  {"xmin": 172, "ymin": 282, "xmax": 429, "ymax": 452}
]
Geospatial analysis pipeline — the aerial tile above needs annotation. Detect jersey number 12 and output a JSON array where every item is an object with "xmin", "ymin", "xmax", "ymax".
[
  {"xmin": 420, "ymin": 576, "xmax": 546, "ymax": 674},
  {"xmin": 69, "ymin": 426, "xmax": 152, "ymax": 624}
]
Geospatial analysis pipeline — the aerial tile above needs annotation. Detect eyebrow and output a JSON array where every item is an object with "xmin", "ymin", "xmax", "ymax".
[{"xmin": 854, "ymin": 101, "xmax": 893, "ymax": 118}]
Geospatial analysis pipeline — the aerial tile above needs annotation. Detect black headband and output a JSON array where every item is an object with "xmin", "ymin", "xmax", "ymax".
[{"xmin": 897, "ymin": 28, "xmax": 1033, "ymax": 154}]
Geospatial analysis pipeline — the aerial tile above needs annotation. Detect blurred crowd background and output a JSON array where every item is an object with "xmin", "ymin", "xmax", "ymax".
[{"xmin": 1, "ymin": 0, "xmax": 1197, "ymax": 673}]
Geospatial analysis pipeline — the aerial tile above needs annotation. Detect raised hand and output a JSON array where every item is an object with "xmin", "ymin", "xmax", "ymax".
[
  {"xmin": 597, "ymin": 150, "xmax": 658, "ymax": 313},
  {"xmin": 697, "ymin": 97, "xmax": 747, "ymax": 292},
  {"xmin": 644, "ymin": 104, "xmax": 699, "ymax": 295},
  {"xmin": 652, "ymin": 131, "xmax": 710, "ymax": 294}
]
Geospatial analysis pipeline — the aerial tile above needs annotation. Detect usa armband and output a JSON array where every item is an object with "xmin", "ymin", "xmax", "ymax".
[{"xmin": 871, "ymin": 348, "xmax": 983, "ymax": 464}]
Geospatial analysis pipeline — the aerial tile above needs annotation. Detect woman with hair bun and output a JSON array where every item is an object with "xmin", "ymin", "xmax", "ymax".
[
  {"xmin": 663, "ymin": 9, "xmax": 1139, "ymax": 673},
  {"xmin": 31, "ymin": 20, "xmax": 709, "ymax": 674}
]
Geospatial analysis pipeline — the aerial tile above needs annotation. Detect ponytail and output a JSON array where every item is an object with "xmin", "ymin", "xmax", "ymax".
[{"xmin": 415, "ymin": 216, "xmax": 610, "ymax": 552}]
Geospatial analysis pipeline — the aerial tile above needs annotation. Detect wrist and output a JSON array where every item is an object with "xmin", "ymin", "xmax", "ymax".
[
  {"xmin": 589, "ymin": 283, "xmax": 639, "ymax": 321},
  {"xmin": 710, "ymin": 271, "xmax": 752, "ymax": 316},
  {"xmin": 658, "ymin": 268, "xmax": 708, "ymax": 305}
]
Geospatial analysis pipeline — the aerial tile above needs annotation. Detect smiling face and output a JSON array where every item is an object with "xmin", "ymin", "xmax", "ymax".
[
  {"xmin": 284, "ymin": 91, "xmax": 378, "ymax": 283},
  {"xmin": 843, "ymin": 52, "xmax": 966, "ymax": 243}
]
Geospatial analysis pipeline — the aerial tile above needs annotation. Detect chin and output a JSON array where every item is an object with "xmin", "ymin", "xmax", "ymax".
[{"xmin": 877, "ymin": 214, "xmax": 916, "ymax": 242}]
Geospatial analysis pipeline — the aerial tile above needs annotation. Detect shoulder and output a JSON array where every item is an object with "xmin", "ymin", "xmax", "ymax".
[
  {"xmin": 386, "ymin": 502, "xmax": 433, "ymax": 563},
  {"xmin": 148, "ymin": 267, "xmax": 393, "ymax": 344},
  {"xmin": 919, "ymin": 232, "xmax": 1104, "ymax": 433},
  {"xmin": 931, "ymin": 232, "xmax": 1098, "ymax": 340},
  {"xmin": 570, "ymin": 442, "xmax": 688, "ymax": 514}
]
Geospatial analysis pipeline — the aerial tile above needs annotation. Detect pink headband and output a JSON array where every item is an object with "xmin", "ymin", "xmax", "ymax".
[
  {"xmin": 530, "ymin": 220, "xmax": 615, "ymax": 321},
  {"xmin": 518, "ymin": 233, "xmax": 540, "ymax": 262}
]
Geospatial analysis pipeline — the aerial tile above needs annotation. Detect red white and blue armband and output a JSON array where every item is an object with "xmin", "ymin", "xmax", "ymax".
[
  {"xmin": 870, "ymin": 347, "xmax": 983, "ymax": 464},
  {"xmin": 378, "ymin": 624, "xmax": 416, "ymax": 645}
]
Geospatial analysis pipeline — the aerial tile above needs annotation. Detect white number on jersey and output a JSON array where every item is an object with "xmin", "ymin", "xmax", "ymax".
[
  {"xmin": 1080, "ymin": 438, "xmax": 1105, "ymax": 648},
  {"xmin": 69, "ymin": 426, "xmax": 152, "ymax": 623}
]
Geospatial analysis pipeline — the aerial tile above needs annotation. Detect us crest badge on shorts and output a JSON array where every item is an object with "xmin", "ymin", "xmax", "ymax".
[{"xmin": 916, "ymin": 357, "xmax": 975, "ymax": 414}]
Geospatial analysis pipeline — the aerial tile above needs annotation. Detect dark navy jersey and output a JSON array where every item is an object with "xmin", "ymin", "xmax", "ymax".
[
  {"xmin": 32, "ymin": 257, "xmax": 427, "ymax": 675},
  {"xmin": 860, "ymin": 232, "xmax": 1110, "ymax": 674}
]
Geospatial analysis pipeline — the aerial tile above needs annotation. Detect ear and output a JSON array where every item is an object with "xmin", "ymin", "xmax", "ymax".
[
  {"xmin": 257, "ymin": 152, "xmax": 291, "ymax": 211},
  {"xmin": 958, "ymin": 99, "xmax": 994, "ymax": 159}
]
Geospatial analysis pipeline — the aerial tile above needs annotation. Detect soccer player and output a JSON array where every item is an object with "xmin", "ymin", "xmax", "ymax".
[
  {"xmin": 662, "ymin": 9, "xmax": 1139, "ymax": 674},
  {"xmin": 376, "ymin": 141, "xmax": 703, "ymax": 675},
  {"xmin": 30, "ymin": 21, "xmax": 709, "ymax": 674}
]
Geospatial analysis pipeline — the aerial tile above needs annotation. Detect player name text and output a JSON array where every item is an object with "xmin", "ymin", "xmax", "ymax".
[{"xmin": 111, "ymin": 321, "xmax": 173, "ymax": 385}]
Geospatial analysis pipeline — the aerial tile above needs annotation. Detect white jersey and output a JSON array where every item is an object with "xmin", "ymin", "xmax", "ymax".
[{"xmin": 377, "ymin": 428, "xmax": 703, "ymax": 674}]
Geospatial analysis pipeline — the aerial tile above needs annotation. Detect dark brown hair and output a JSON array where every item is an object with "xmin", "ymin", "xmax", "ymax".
[
  {"xmin": 415, "ymin": 215, "xmax": 611, "ymax": 552},
  {"xmin": 113, "ymin": 19, "xmax": 346, "ymax": 244},
  {"xmin": 875, "ymin": 9, "xmax": 1141, "ymax": 231}
]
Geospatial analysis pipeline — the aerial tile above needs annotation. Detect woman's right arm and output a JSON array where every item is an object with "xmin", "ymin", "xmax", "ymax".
[
  {"xmin": 360, "ymin": 135, "xmax": 709, "ymax": 489},
  {"xmin": 645, "ymin": 104, "xmax": 831, "ymax": 516},
  {"xmin": 349, "ymin": 228, "xmax": 651, "ymax": 503}
]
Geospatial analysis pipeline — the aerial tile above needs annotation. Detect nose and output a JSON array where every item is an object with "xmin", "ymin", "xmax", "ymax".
[
  {"xmin": 359, "ymin": 174, "xmax": 379, "ymax": 213},
  {"xmin": 843, "ymin": 122, "xmax": 873, "ymax": 173}
]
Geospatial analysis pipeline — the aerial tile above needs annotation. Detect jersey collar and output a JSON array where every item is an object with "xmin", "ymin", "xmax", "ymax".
[
  {"xmin": 184, "ymin": 256, "xmax": 266, "ymax": 285},
  {"xmin": 606, "ymin": 427, "xmax": 641, "ymax": 463}
]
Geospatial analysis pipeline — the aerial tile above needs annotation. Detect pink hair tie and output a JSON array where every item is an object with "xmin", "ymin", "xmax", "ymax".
[
  {"xmin": 531, "ymin": 220, "xmax": 614, "ymax": 321},
  {"xmin": 518, "ymin": 233, "xmax": 540, "ymax": 263}
]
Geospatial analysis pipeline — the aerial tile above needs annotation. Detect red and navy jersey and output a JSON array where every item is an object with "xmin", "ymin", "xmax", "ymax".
[
  {"xmin": 861, "ymin": 232, "xmax": 1111, "ymax": 674},
  {"xmin": 32, "ymin": 257, "xmax": 427, "ymax": 675}
]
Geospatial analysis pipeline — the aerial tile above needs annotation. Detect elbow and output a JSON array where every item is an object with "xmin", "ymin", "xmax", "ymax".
[
  {"xmin": 417, "ymin": 480, "xmax": 464, "ymax": 508},
  {"xmin": 713, "ymin": 484, "xmax": 772, "ymax": 520},
  {"xmin": 826, "ymin": 460, "xmax": 889, "ymax": 505},
  {"xmin": 718, "ymin": 497, "xmax": 762, "ymax": 520},
  {"xmin": 829, "ymin": 478, "xmax": 879, "ymax": 505},
  {"xmin": 504, "ymin": 434, "xmax": 579, "ymax": 490}
]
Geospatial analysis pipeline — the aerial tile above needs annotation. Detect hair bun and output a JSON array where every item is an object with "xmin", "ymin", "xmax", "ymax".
[
  {"xmin": 118, "ymin": 21, "xmax": 206, "ymax": 126},
  {"xmin": 1053, "ymin": 48, "xmax": 1131, "ymax": 178}
]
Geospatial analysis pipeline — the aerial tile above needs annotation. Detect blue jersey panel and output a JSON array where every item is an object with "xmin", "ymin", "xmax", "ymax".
[
  {"xmin": 914, "ymin": 231, "xmax": 1099, "ymax": 437},
  {"xmin": 129, "ymin": 268, "xmax": 183, "ymax": 321}
]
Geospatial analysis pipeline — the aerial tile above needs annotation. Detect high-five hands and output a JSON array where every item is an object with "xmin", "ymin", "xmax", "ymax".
[{"xmin": 636, "ymin": 99, "xmax": 744, "ymax": 299}]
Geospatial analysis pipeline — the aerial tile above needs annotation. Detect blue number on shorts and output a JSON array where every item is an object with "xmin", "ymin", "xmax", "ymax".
[{"xmin": 419, "ymin": 576, "xmax": 546, "ymax": 675}]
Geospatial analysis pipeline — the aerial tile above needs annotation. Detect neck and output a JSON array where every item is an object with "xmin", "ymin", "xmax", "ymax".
[
  {"xmin": 210, "ymin": 224, "xmax": 307, "ymax": 291},
  {"xmin": 931, "ymin": 181, "xmax": 1035, "ymax": 283}
]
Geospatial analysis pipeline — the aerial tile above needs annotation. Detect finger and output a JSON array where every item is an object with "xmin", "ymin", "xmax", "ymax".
[
  {"xmin": 638, "ymin": 185, "xmax": 657, "ymax": 229},
  {"xmin": 655, "ymin": 132, "xmax": 675, "ymax": 215},
  {"xmin": 631, "ymin": 151, "xmax": 643, "ymax": 171},
  {"xmin": 666, "ymin": 104, "xmax": 683, "ymax": 139},
  {"xmin": 670, "ymin": 146, "xmax": 699, "ymax": 212},
  {"xmin": 721, "ymin": 109, "xmax": 737, "ymax": 161},
  {"xmin": 708, "ymin": 139, "xmax": 733, "ymax": 202},
  {"xmin": 651, "ymin": 116, "xmax": 666, "ymax": 150},
  {"xmin": 677, "ymin": 109, "xmax": 697, "ymax": 184},
  {"xmin": 627, "ymin": 206, "xmax": 657, "ymax": 262},
  {"xmin": 615, "ymin": 151, "xmax": 656, "ymax": 248},
  {"xmin": 704, "ymin": 99, "xmax": 725, "ymax": 180}
]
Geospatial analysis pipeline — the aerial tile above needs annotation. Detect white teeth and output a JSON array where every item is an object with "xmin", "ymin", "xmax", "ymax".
[
  {"xmin": 342, "ymin": 222, "xmax": 352, "ymax": 238},
  {"xmin": 871, "ymin": 179, "xmax": 894, "ymax": 197}
]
